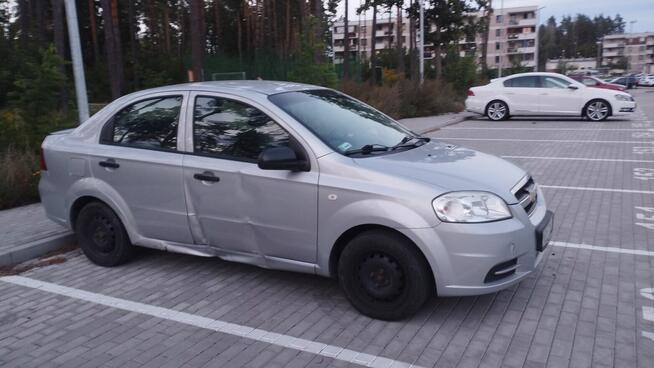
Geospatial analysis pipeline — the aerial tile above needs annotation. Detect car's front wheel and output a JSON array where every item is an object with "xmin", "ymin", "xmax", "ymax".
[
  {"xmin": 337, "ymin": 230, "xmax": 433, "ymax": 320},
  {"xmin": 584, "ymin": 100, "xmax": 610, "ymax": 121},
  {"xmin": 75, "ymin": 202, "xmax": 134, "ymax": 267},
  {"xmin": 486, "ymin": 101, "xmax": 509, "ymax": 121}
]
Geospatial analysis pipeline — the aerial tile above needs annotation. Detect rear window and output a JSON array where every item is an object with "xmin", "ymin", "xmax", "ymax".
[{"xmin": 503, "ymin": 76, "xmax": 539, "ymax": 88}]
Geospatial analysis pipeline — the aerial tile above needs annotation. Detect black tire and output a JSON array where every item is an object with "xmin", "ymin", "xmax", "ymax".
[
  {"xmin": 337, "ymin": 230, "xmax": 433, "ymax": 320},
  {"xmin": 486, "ymin": 100, "xmax": 510, "ymax": 121},
  {"xmin": 75, "ymin": 202, "xmax": 134, "ymax": 267},
  {"xmin": 583, "ymin": 99, "xmax": 610, "ymax": 121}
]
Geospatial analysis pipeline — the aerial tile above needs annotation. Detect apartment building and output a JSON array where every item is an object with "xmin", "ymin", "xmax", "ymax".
[
  {"xmin": 461, "ymin": 5, "xmax": 539, "ymax": 71},
  {"xmin": 601, "ymin": 33, "xmax": 654, "ymax": 74},
  {"xmin": 332, "ymin": 5, "xmax": 539, "ymax": 72},
  {"xmin": 331, "ymin": 16, "xmax": 430, "ymax": 64}
]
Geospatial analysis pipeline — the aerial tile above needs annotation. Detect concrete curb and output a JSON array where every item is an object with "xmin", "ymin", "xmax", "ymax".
[
  {"xmin": 417, "ymin": 112, "xmax": 476, "ymax": 135},
  {"xmin": 0, "ymin": 232, "xmax": 75, "ymax": 267}
]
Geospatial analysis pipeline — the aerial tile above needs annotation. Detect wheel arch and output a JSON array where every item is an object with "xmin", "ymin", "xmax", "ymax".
[
  {"xmin": 328, "ymin": 224, "xmax": 435, "ymax": 290},
  {"xmin": 485, "ymin": 99, "xmax": 511, "ymax": 118},
  {"xmin": 582, "ymin": 98, "xmax": 613, "ymax": 118}
]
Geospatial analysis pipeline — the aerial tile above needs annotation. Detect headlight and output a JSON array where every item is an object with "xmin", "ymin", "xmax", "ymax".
[
  {"xmin": 615, "ymin": 94, "xmax": 632, "ymax": 101},
  {"xmin": 432, "ymin": 191, "xmax": 512, "ymax": 223}
]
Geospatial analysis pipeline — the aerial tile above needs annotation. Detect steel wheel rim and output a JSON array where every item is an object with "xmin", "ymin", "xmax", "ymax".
[
  {"xmin": 356, "ymin": 253, "xmax": 404, "ymax": 301},
  {"xmin": 88, "ymin": 214, "xmax": 116, "ymax": 254},
  {"xmin": 488, "ymin": 103, "xmax": 506, "ymax": 120},
  {"xmin": 587, "ymin": 101, "xmax": 608, "ymax": 121}
]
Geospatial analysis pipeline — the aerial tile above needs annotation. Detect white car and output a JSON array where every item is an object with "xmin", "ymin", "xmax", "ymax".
[
  {"xmin": 639, "ymin": 75, "xmax": 654, "ymax": 87},
  {"xmin": 466, "ymin": 72, "xmax": 636, "ymax": 121}
]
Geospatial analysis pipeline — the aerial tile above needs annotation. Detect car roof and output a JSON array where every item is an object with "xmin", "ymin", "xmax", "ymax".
[{"xmin": 124, "ymin": 80, "xmax": 326, "ymax": 97}]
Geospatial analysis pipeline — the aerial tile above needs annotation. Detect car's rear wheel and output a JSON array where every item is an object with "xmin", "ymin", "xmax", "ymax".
[
  {"xmin": 337, "ymin": 230, "xmax": 433, "ymax": 320},
  {"xmin": 486, "ymin": 101, "xmax": 509, "ymax": 121},
  {"xmin": 75, "ymin": 202, "xmax": 134, "ymax": 267},
  {"xmin": 584, "ymin": 100, "xmax": 610, "ymax": 121}
]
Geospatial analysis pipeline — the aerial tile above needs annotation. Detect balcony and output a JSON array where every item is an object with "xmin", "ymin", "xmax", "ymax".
[
  {"xmin": 603, "ymin": 42, "xmax": 624, "ymax": 48},
  {"xmin": 508, "ymin": 18, "xmax": 536, "ymax": 27},
  {"xmin": 508, "ymin": 32, "xmax": 536, "ymax": 40},
  {"xmin": 603, "ymin": 50, "xmax": 624, "ymax": 57},
  {"xmin": 518, "ymin": 46, "xmax": 536, "ymax": 54}
]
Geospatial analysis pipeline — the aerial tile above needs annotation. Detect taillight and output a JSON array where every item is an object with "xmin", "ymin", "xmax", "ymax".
[
  {"xmin": 467, "ymin": 89, "xmax": 475, "ymax": 96},
  {"xmin": 40, "ymin": 146, "xmax": 47, "ymax": 171}
]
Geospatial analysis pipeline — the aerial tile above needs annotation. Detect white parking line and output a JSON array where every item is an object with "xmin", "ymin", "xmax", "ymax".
[
  {"xmin": 550, "ymin": 241, "xmax": 654, "ymax": 256},
  {"xmin": 0, "ymin": 276, "xmax": 421, "ymax": 368},
  {"xmin": 437, "ymin": 137, "xmax": 654, "ymax": 144},
  {"xmin": 644, "ymin": 306, "xmax": 654, "ymax": 322},
  {"xmin": 501, "ymin": 155, "xmax": 654, "ymax": 163},
  {"xmin": 540, "ymin": 185, "xmax": 654, "ymax": 195},
  {"xmin": 445, "ymin": 127, "xmax": 653, "ymax": 132}
]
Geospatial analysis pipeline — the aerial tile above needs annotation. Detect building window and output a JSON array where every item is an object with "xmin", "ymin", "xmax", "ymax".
[
  {"xmin": 496, "ymin": 15, "xmax": 503, "ymax": 23},
  {"xmin": 496, "ymin": 29, "xmax": 501, "ymax": 37},
  {"xmin": 495, "ymin": 56, "xmax": 500, "ymax": 63},
  {"xmin": 334, "ymin": 27, "xmax": 340, "ymax": 34},
  {"xmin": 496, "ymin": 42, "xmax": 500, "ymax": 50}
]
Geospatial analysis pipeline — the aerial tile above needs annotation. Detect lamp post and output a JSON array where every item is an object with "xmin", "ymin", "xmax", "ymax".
[
  {"xmin": 498, "ymin": 0, "xmax": 504, "ymax": 77},
  {"xmin": 63, "ymin": 0, "xmax": 89, "ymax": 123},
  {"xmin": 419, "ymin": 0, "xmax": 424, "ymax": 85}
]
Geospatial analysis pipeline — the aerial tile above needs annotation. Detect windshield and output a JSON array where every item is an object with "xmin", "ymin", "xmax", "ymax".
[{"xmin": 268, "ymin": 89, "xmax": 414, "ymax": 155}]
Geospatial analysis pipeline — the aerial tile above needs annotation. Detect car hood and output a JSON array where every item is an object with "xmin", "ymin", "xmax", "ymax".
[{"xmin": 353, "ymin": 141, "xmax": 527, "ymax": 204}]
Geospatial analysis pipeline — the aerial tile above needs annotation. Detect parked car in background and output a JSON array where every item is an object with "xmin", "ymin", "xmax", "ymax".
[
  {"xmin": 39, "ymin": 81, "xmax": 553, "ymax": 320},
  {"xmin": 638, "ymin": 75, "xmax": 654, "ymax": 87},
  {"xmin": 568, "ymin": 75, "xmax": 626, "ymax": 91},
  {"xmin": 609, "ymin": 76, "xmax": 638, "ymax": 89},
  {"xmin": 466, "ymin": 72, "xmax": 636, "ymax": 121}
]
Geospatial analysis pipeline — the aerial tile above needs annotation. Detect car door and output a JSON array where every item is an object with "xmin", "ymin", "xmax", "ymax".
[
  {"xmin": 182, "ymin": 92, "xmax": 319, "ymax": 264},
  {"xmin": 502, "ymin": 76, "xmax": 541, "ymax": 114},
  {"xmin": 538, "ymin": 76, "xmax": 584, "ymax": 115},
  {"xmin": 92, "ymin": 92, "xmax": 193, "ymax": 244}
]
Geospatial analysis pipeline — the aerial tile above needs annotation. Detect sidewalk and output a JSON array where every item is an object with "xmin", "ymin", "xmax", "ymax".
[
  {"xmin": 0, "ymin": 111, "xmax": 474, "ymax": 267},
  {"xmin": 0, "ymin": 203, "xmax": 74, "ymax": 266},
  {"xmin": 399, "ymin": 111, "xmax": 476, "ymax": 134}
]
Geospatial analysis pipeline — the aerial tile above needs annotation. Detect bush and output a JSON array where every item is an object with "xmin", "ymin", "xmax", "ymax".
[
  {"xmin": 340, "ymin": 79, "xmax": 463, "ymax": 120},
  {"xmin": 0, "ymin": 147, "xmax": 40, "ymax": 210}
]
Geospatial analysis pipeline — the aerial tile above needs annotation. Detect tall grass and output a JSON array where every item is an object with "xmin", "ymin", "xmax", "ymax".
[
  {"xmin": 0, "ymin": 148, "xmax": 40, "ymax": 210},
  {"xmin": 340, "ymin": 79, "xmax": 464, "ymax": 120}
]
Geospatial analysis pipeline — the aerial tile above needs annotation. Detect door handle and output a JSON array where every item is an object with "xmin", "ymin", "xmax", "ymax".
[
  {"xmin": 99, "ymin": 159, "xmax": 119, "ymax": 169},
  {"xmin": 193, "ymin": 172, "xmax": 220, "ymax": 182}
]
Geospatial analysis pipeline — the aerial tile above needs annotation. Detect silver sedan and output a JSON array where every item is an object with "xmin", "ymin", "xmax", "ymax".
[{"xmin": 39, "ymin": 81, "xmax": 553, "ymax": 320}]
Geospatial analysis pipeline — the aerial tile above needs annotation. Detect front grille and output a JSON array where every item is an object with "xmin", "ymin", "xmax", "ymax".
[{"xmin": 512, "ymin": 176, "xmax": 537, "ymax": 216}]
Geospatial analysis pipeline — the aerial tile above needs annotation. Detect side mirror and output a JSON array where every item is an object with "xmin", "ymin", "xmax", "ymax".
[
  {"xmin": 567, "ymin": 85, "xmax": 579, "ymax": 90},
  {"xmin": 258, "ymin": 146, "xmax": 309, "ymax": 171}
]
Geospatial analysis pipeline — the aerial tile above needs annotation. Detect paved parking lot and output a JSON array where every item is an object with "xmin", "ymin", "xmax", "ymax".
[{"xmin": 1, "ymin": 89, "xmax": 654, "ymax": 368}]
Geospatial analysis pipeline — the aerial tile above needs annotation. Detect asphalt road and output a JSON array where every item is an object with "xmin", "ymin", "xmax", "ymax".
[{"xmin": 1, "ymin": 88, "xmax": 654, "ymax": 368}]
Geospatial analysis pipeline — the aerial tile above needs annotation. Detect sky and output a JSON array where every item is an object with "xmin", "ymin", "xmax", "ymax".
[{"xmin": 337, "ymin": 0, "xmax": 654, "ymax": 33}]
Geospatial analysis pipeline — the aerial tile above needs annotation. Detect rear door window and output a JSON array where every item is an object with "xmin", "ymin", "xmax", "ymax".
[
  {"xmin": 101, "ymin": 96, "xmax": 183, "ymax": 151},
  {"xmin": 503, "ymin": 76, "xmax": 540, "ymax": 88}
]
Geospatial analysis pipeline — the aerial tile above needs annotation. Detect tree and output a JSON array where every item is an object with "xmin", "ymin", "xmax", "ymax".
[
  {"xmin": 100, "ymin": 0, "xmax": 125, "ymax": 99},
  {"xmin": 189, "ymin": 0, "xmax": 205, "ymax": 81},
  {"xmin": 423, "ymin": 0, "xmax": 474, "ymax": 79},
  {"xmin": 477, "ymin": 0, "xmax": 491, "ymax": 76},
  {"xmin": 358, "ymin": 0, "xmax": 384, "ymax": 85}
]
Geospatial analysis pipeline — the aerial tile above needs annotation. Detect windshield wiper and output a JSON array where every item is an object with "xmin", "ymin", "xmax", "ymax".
[
  {"xmin": 392, "ymin": 135, "xmax": 430, "ymax": 150},
  {"xmin": 343, "ymin": 144, "xmax": 390, "ymax": 156}
]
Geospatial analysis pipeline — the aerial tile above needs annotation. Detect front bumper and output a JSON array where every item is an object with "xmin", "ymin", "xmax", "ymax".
[
  {"xmin": 613, "ymin": 100, "xmax": 637, "ymax": 115},
  {"xmin": 405, "ymin": 187, "xmax": 553, "ymax": 296}
]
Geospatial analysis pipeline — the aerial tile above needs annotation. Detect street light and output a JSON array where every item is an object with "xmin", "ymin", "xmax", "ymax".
[
  {"xmin": 419, "ymin": 0, "xmax": 424, "ymax": 85},
  {"xmin": 64, "ymin": 0, "xmax": 90, "ymax": 123}
]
